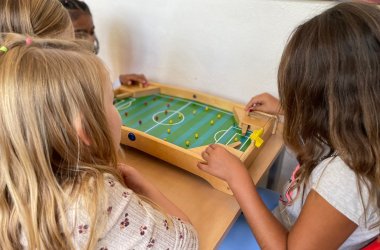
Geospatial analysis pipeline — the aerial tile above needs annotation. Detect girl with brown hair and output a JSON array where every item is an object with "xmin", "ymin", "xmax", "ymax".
[{"xmin": 200, "ymin": 2, "xmax": 380, "ymax": 249}]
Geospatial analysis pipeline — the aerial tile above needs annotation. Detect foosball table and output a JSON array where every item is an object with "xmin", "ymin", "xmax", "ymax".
[{"xmin": 114, "ymin": 82, "xmax": 278, "ymax": 194}]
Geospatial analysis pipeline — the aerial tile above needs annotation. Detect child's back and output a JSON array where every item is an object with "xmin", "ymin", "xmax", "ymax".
[{"xmin": 0, "ymin": 33, "xmax": 198, "ymax": 249}]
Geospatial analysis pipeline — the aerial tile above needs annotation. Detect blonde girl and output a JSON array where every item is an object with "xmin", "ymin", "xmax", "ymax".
[
  {"xmin": 0, "ymin": 33, "xmax": 198, "ymax": 249},
  {"xmin": 0, "ymin": 0, "xmax": 73, "ymax": 39}
]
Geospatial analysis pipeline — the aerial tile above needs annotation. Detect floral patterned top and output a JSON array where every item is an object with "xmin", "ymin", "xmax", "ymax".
[{"xmin": 67, "ymin": 175, "xmax": 199, "ymax": 249}]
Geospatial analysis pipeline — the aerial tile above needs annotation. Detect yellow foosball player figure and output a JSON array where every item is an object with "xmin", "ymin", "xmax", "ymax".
[{"xmin": 250, "ymin": 128, "xmax": 264, "ymax": 148}]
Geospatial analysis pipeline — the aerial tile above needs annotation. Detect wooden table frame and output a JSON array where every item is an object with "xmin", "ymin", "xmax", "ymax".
[{"xmin": 120, "ymin": 124, "xmax": 284, "ymax": 249}]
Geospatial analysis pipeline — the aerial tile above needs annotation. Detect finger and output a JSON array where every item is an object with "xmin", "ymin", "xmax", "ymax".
[
  {"xmin": 130, "ymin": 77, "xmax": 145, "ymax": 84},
  {"xmin": 129, "ymin": 74, "xmax": 147, "ymax": 83},
  {"xmin": 245, "ymin": 97, "xmax": 255, "ymax": 110},
  {"xmin": 201, "ymin": 151, "xmax": 209, "ymax": 161},
  {"xmin": 197, "ymin": 162, "xmax": 208, "ymax": 171},
  {"xmin": 245, "ymin": 99, "xmax": 261, "ymax": 111},
  {"xmin": 210, "ymin": 144, "xmax": 223, "ymax": 151},
  {"xmin": 141, "ymin": 81, "xmax": 149, "ymax": 87},
  {"xmin": 138, "ymin": 74, "xmax": 148, "ymax": 83},
  {"xmin": 121, "ymin": 74, "xmax": 147, "ymax": 85},
  {"xmin": 138, "ymin": 74, "xmax": 149, "ymax": 87},
  {"xmin": 205, "ymin": 145, "xmax": 214, "ymax": 154}
]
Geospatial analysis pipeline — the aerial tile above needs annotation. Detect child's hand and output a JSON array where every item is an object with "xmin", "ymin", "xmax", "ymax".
[
  {"xmin": 118, "ymin": 163, "xmax": 191, "ymax": 222},
  {"xmin": 197, "ymin": 144, "xmax": 246, "ymax": 183},
  {"xmin": 119, "ymin": 74, "xmax": 148, "ymax": 87},
  {"xmin": 117, "ymin": 163, "xmax": 150, "ymax": 194},
  {"xmin": 245, "ymin": 93, "xmax": 283, "ymax": 115}
]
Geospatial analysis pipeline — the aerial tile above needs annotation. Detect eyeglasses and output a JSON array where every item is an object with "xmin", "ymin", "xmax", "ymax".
[
  {"xmin": 59, "ymin": 0, "xmax": 99, "ymax": 54},
  {"xmin": 74, "ymin": 31, "xmax": 100, "ymax": 55}
]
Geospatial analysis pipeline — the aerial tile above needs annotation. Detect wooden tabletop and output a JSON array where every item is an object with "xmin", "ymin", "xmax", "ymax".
[{"xmin": 120, "ymin": 124, "xmax": 284, "ymax": 250}]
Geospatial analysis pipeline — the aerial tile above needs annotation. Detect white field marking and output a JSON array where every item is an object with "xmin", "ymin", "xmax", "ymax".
[
  {"xmin": 214, "ymin": 126, "xmax": 232, "ymax": 143},
  {"xmin": 151, "ymin": 110, "xmax": 185, "ymax": 126},
  {"xmin": 239, "ymin": 135, "xmax": 251, "ymax": 150},
  {"xmin": 214, "ymin": 130, "xmax": 226, "ymax": 142},
  {"xmin": 116, "ymin": 98, "xmax": 136, "ymax": 110},
  {"xmin": 157, "ymin": 94, "xmax": 230, "ymax": 116},
  {"xmin": 226, "ymin": 133, "xmax": 239, "ymax": 145},
  {"xmin": 226, "ymin": 126, "xmax": 251, "ymax": 150},
  {"xmin": 145, "ymin": 102, "xmax": 192, "ymax": 133}
]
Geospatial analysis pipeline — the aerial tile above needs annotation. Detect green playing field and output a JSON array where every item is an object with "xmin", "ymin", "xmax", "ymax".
[{"xmin": 115, "ymin": 94, "xmax": 252, "ymax": 151}]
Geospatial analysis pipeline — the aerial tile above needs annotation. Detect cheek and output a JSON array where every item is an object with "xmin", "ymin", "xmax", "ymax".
[
  {"xmin": 105, "ymin": 105, "xmax": 122, "ymax": 149},
  {"xmin": 110, "ymin": 108, "xmax": 122, "ymax": 142}
]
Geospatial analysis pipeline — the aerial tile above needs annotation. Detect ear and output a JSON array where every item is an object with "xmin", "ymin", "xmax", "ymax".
[{"xmin": 74, "ymin": 115, "xmax": 91, "ymax": 146}]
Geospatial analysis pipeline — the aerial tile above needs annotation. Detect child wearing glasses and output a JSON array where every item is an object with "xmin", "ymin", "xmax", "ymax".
[
  {"xmin": 200, "ymin": 2, "xmax": 380, "ymax": 249},
  {"xmin": 59, "ymin": 0, "xmax": 148, "ymax": 89},
  {"xmin": 0, "ymin": 33, "xmax": 198, "ymax": 249},
  {"xmin": 0, "ymin": 0, "xmax": 147, "ymax": 88}
]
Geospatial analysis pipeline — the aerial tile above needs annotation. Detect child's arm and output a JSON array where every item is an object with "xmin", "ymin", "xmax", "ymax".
[
  {"xmin": 245, "ymin": 93, "xmax": 283, "ymax": 115},
  {"xmin": 117, "ymin": 163, "xmax": 191, "ymax": 223},
  {"xmin": 198, "ymin": 144, "xmax": 357, "ymax": 249},
  {"xmin": 119, "ymin": 73, "xmax": 148, "ymax": 87},
  {"xmin": 197, "ymin": 144, "xmax": 288, "ymax": 248}
]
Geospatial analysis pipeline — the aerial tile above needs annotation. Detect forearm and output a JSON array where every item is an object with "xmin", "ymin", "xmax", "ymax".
[
  {"xmin": 118, "ymin": 164, "xmax": 191, "ymax": 223},
  {"xmin": 229, "ymin": 172, "xmax": 288, "ymax": 249},
  {"xmin": 135, "ymin": 181, "xmax": 191, "ymax": 223}
]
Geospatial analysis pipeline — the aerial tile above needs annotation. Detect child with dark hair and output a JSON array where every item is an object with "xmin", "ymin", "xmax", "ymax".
[
  {"xmin": 200, "ymin": 2, "xmax": 380, "ymax": 249},
  {"xmin": 60, "ymin": 0, "xmax": 148, "ymax": 88}
]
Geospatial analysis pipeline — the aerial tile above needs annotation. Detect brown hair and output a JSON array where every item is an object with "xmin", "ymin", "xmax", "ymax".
[
  {"xmin": 59, "ymin": 0, "xmax": 92, "ymax": 21},
  {"xmin": 0, "ymin": 0, "xmax": 73, "ymax": 39},
  {"xmin": 278, "ymin": 2, "xmax": 380, "ymax": 207}
]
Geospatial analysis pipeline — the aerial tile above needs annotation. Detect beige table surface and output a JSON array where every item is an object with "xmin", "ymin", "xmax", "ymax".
[{"xmin": 120, "ymin": 124, "xmax": 284, "ymax": 250}]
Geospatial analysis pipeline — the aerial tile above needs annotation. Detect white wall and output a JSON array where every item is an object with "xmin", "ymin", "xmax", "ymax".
[
  {"xmin": 89, "ymin": 0, "xmax": 333, "ymax": 104},
  {"xmin": 89, "ymin": 0, "xmax": 334, "ymax": 190}
]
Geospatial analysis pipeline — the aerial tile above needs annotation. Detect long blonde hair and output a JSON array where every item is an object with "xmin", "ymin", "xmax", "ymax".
[
  {"xmin": 0, "ymin": 33, "xmax": 122, "ymax": 249},
  {"xmin": 0, "ymin": 0, "xmax": 74, "ymax": 39},
  {"xmin": 278, "ymin": 2, "xmax": 380, "ymax": 212}
]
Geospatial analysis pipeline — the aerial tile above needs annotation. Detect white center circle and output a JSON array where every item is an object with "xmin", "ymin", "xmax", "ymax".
[{"xmin": 152, "ymin": 110, "xmax": 185, "ymax": 126}]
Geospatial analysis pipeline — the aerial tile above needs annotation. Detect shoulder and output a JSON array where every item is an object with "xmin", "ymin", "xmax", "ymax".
[
  {"xmin": 310, "ymin": 156, "xmax": 356, "ymax": 185},
  {"xmin": 309, "ymin": 157, "xmax": 377, "ymax": 226},
  {"xmin": 66, "ymin": 174, "xmax": 198, "ymax": 249},
  {"xmin": 100, "ymin": 175, "xmax": 199, "ymax": 249},
  {"xmin": 103, "ymin": 174, "xmax": 133, "ymax": 207}
]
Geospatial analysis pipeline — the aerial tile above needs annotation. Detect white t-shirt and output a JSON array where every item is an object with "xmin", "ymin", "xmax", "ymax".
[{"xmin": 273, "ymin": 156, "xmax": 379, "ymax": 249}]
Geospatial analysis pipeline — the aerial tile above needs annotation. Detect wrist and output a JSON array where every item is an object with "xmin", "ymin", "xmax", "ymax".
[
  {"xmin": 227, "ymin": 166, "xmax": 255, "ymax": 190},
  {"xmin": 133, "ymin": 180, "xmax": 157, "ymax": 197},
  {"xmin": 226, "ymin": 163, "xmax": 248, "ymax": 183}
]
